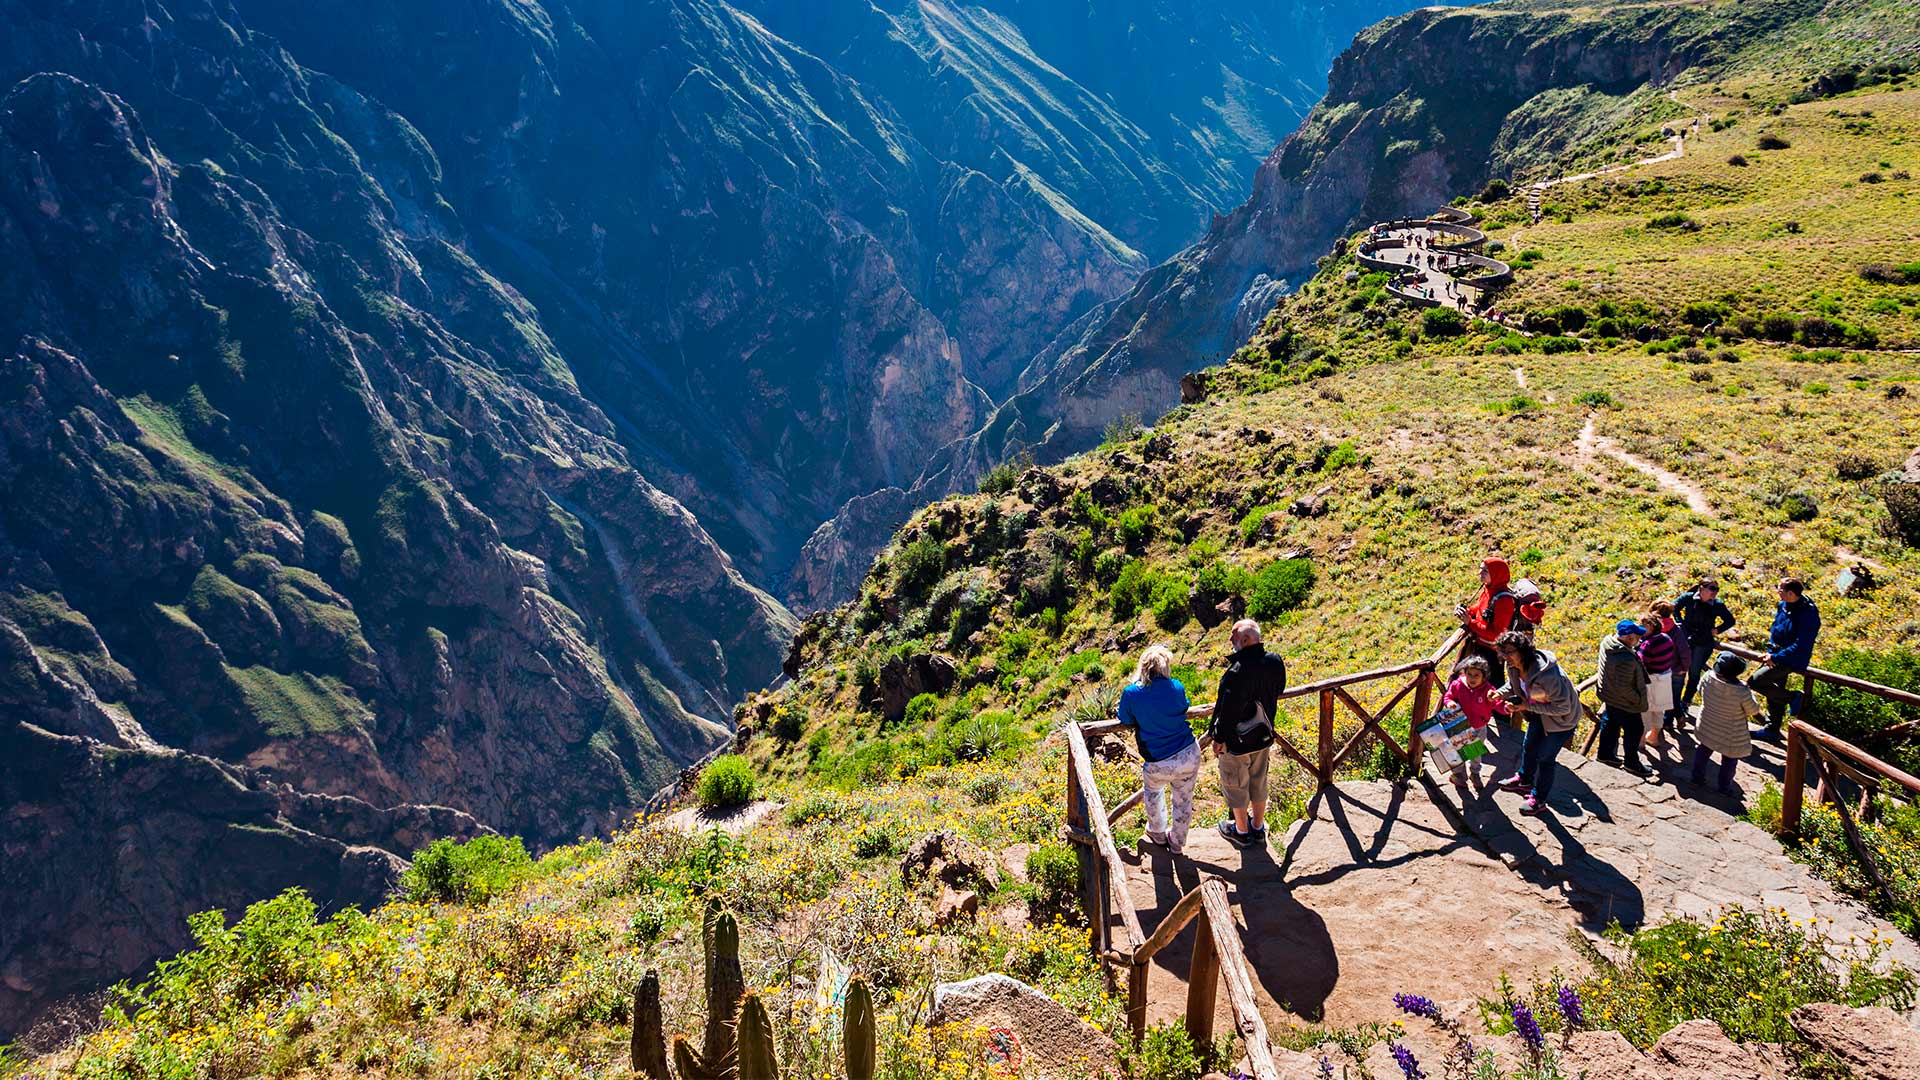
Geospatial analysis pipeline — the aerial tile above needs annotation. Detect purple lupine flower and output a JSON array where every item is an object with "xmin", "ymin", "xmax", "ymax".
[
  {"xmin": 1557, "ymin": 984, "xmax": 1586, "ymax": 1030},
  {"xmin": 1389, "ymin": 1043, "xmax": 1427, "ymax": 1080},
  {"xmin": 1393, "ymin": 992, "xmax": 1443, "ymax": 1022},
  {"xmin": 1512, "ymin": 1001, "xmax": 1546, "ymax": 1056},
  {"xmin": 1317, "ymin": 1055, "xmax": 1335, "ymax": 1080}
]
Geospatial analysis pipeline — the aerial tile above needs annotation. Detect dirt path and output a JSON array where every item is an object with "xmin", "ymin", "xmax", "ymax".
[{"xmin": 1576, "ymin": 414, "xmax": 1716, "ymax": 517}]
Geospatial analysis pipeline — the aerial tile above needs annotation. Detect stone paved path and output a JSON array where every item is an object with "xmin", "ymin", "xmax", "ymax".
[
  {"xmin": 1113, "ymin": 781, "xmax": 1590, "ymax": 1034},
  {"xmin": 1441, "ymin": 721, "xmax": 1920, "ymax": 970}
]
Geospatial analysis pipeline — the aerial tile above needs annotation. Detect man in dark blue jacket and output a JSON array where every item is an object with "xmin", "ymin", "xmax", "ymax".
[
  {"xmin": 1673, "ymin": 578, "xmax": 1735, "ymax": 717},
  {"xmin": 1749, "ymin": 577, "xmax": 1820, "ymax": 736}
]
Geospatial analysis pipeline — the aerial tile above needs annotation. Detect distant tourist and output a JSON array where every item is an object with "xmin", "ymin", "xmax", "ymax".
[
  {"xmin": 1751, "ymin": 578, "xmax": 1821, "ymax": 737},
  {"xmin": 1117, "ymin": 645, "xmax": 1208, "ymax": 855},
  {"xmin": 1595, "ymin": 619, "xmax": 1654, "ymax": 778},
  {"xmin": 1692, "ymin": 653, "xmax": 1764, "ymax": 794},
  {"xmin": 1442, "ymin": 654, "xmax": 1500, "ymax": 789},
  {"xmin": 1638, "ymin": 601, "xmax": 1681, "ymax": 756},
  {"xmin": 1456, "ymin": 557, "xmax": 1518, "ymax": 685},
  {"xmin": 1204, "ymin": 619, "xmax": 1286, "ymax": 847},
  {"xmin": 1493, "ymin": 631, "xmax": 1581, "ymax": 817},
  {"xmin": 1673, "ymin": 578, "xmax": 1735, "ymax": 718}
]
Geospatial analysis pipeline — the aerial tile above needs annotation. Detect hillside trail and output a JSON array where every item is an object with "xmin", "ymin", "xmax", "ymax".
[
  {"xmin": 1524, "ymin": 89, "xmax": 1709, "ymax": 226},
  {"xmin": 1108, "ymin": 726, "xmax": 1920, "ymax": 1038},
  {"xmin": 1576, "ymin": 413, "xmax": 1716, "ymax": 517}
]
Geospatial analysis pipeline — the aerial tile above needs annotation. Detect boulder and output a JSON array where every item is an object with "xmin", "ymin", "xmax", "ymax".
[
  {"xmin": 1142, "ymin": 432, "xmax": 1175, "ymax": 462},
  {"xmin": 934, "ymin": 887, "xmax": 979, "ymax": 927},
  {"xmin": 876, "ymin": 653, "xmax": 958, "ymax": 722},
  {"xmin": 900, "ymin": 830, "xmax": 1001, "ymax": 893},
  {"xmin": 1790, "ymin": 1003, "xmax": 1920, "ymax": 1080},
  {"xmin": 1180, "ymin": 371, "xmax": 1212, "ymax": 403},
  {"xmin": 1290, "ymin": 495, "xmax": 1328, "ymax": 518},
  {"xmin": 929, "ymin": 974, "xmax": 1121, "ymax": 1079},
  {"xmin": 1650, "ymin": 1019, "xmax": 1788, "ymax": 1080}
]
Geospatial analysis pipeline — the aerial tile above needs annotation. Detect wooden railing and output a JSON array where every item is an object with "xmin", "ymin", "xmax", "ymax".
[{"xmin": 1064, "ymin": 722, "xmax": 1284, "ymax": 1078}]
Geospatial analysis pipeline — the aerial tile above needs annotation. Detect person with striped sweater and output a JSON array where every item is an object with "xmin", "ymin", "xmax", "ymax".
[{"xmin": 1638, "ymin": 602, "xmax": 1681, "ymax": 759}]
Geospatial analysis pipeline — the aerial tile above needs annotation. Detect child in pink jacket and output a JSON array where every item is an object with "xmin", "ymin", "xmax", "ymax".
[{"xmin": 1444, "ymin": 655, "xmax": 1499, "ymax": 788}]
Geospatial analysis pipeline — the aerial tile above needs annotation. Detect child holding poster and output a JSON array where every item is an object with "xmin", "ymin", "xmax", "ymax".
[{"xmin": 1441, "ymin": 655, "xmax": 1499, "ymax": 788}]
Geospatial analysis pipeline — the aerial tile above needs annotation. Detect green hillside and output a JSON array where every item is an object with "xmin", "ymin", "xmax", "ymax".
[{"xmin": 19, "ymin": 8, "xmax": 1920, "ymax": 1080}]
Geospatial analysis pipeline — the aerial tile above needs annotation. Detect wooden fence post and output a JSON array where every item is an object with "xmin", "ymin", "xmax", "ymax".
[
  {"xmin": 1065, "ymin": 744, "xmax": 1102, "ymax": 953},
  {"xmin": 1317, "ymin": 689, "xmax": 1335, "ymax": 784},
  {"xmin": 1185, "ymin": 912, "xmax": 1220, "ymax": 1059},
  {"xmin": 1782, "ymin": 722, "xmax": 1806, "ymax": 835},
  {"xmin": 1127, "ymin": 963, "xmax": 1149, "ymax": 1048},
  {"xmin": 1407, "ymin": 668, "xmax": 1435, "ymax": 771}
]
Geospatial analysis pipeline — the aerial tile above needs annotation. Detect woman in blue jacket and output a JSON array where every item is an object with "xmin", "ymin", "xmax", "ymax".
[
  {"xmin": 1749, "ymin": 578, "xmax": 1820, "ymax": 736},
  {"xmin": 1117, "ymin": 644, "xmax": 1211, "ymax": 854}
]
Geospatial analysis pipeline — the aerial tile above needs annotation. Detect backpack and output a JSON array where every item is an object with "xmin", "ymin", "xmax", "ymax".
[{"xmin": 1497, "ymin": 578, "xmax": 1549, "ymax": 635}]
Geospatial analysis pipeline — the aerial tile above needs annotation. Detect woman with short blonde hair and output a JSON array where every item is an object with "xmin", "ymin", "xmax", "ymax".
[{"xmin": 1117, "ymin": 644, "xmax": 1206, "ymax": 854}]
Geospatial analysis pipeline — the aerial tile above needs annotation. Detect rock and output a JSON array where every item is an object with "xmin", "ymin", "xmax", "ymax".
[
  {"xmin": 1180, "ymin": 371, "xmax": 1212, "ymax": 403},
  {"xmin": 1141, "ymin": 432, "xmax": 1175, "ymax": 462},
  {"xmin": 1790, "ymin": 1003, "xmax": 1920, "ymax": 1080},
  {"xmin": 1836, "ymin": 564, "xmax": 1878, "ymax": 597},
  {"xmin": 1016, "ymin": 468, "xmax": 1065, "ymax": 510},
  {"xmin": 929, "ymin": 974, "xmax": 1121, "ymax": 1079},
  {"xmin": 1558, "ymin": 1030, "xmax": 1666, "ymax": 1080},
  {"xmin": 876, "ymin": 652, "xmax": 959, "ymax": 722},
  {"xmin": 1650, "ymin": 1019, "xmax": 1787, "ymax": 1080},
  {"xmin": 1290, "ymin": 495, "xmax": 1328, "ymax": 518},
  {"xmin": 934, "ymin": 887, "xmax": 979, "ymax": 926},
  {"xmin": 901, "ymin": 831, "xmax": 1001, "ymax": 893}
]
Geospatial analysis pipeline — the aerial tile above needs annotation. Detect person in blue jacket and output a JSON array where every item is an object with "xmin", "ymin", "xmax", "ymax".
[
  {"xmin": 1116, "ymin": 644, "xmax": 1212, "ymax": 855},
  {"xmin": 1749, "ymin": 577, "xmax": 1820, "ymax": 737}
]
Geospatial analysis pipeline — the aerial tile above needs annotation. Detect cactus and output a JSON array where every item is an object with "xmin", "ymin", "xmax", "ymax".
[
  {"xmin": 673, "ymin": 1034, "xmax": 728, "ymax": 1080},
  {"xmin": 735, "ymin": 993, "xmax": 780, "ymax": 1080},
  {"xmin": 632, "ymin": 971, "xmax": 671, "ymax": 1079},
  {"xmin": 842, "ymin": 978, "xmax": 875, "ymax": 1080},
  {"xmin": 702, "ymin": 911, "xmax": 745, "ymax": 1068}
]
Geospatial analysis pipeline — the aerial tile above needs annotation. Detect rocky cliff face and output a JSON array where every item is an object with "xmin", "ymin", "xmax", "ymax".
[
  {"xmin": 0, "ymin": 0, "xmax": 1405, "ymax": 1039},
  {"xmin": 909, "ymin": 0, "xmax": 1830, "ymax": 485}
]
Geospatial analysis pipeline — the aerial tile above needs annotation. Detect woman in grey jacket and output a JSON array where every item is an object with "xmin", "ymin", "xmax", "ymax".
[{"xmin": 1493, "ymin": 631, "xmax": 1582, "ymax": 817}]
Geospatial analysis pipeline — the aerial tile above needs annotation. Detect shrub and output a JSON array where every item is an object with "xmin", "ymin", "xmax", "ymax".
[
  {"xmin": 903, "ymin": 692, "xmax": 939, "ymax": 730},
  {"xmin": 1115, "ymin": 505, "xmax": 1158, "ymax": 548},
  {"xmin": 1727, "ymin": 153, "xmax": 1749, "ymax": 166},
  {"xmin": 628, "ymin": 895, "xmax": 674, "ymax": 944},
  {"xmin": 1238, "ymin": 503, "xmax": 1285, "ymax": 544},
  {"xmin": 1835, "ymin": 447, "xmax": 1881, "ymax": 476},
  {"xmin": 1092, "ymin": 548, "xmax": 1128, "ymax": 586},
  {"xmin": 1421, "ymin": 307, "xmax": 1467, "ymax": 337},
  {"xmin": 1758, "ymin": 133, "xmax": 1791, "ymax": 150},
  {"xmin": 852, "ymin": 824, "xmax": 895, "ymax": 858},
  {"xmin": 1246, "ymin": 558, "xmax": 1314, "ymax": 620},
  {"xmin": 1127, "ymin": 1023, "xmax": 1209, "ymax": 1080},
  {"xmin": 1479, "ymin": 178, "xmax": 1512, "ymax": 201},
  {"xmin": 1760, "ymin": 312, "xmax": 1799, "ymax": 341},
  {"xmin": 1680, "ymin": 301, "xmax": 1728, "ymax": 327},
  {"xmin": 400, "ymin": 835, "xmax": 534, "ymax": 905},
  {"xmin": 770, "ymin": 704, "xmax": 805, "ymax": 743},
  {"xmin": 1109, "ymin": 559, "xmax": 1158, "ymax": 619},
  {"xmin": 1777, "ymin": 490, "xmax": 1820, "ymax": 521},
  {"xmin": 1886, "ymin": 482, "xmax": 1920, "ymax": 547},
  {"xmin": 696, "ymin": 754, "xmax": 756, "ymax": 812},
  {"xmin": 893, "ymin": 536, "xmax": 946, "ymax": 596},
  {"xmin": 1794, "ymin": 800, "xmax": 1920, "ymax": 934},
  {"xmin": 1321, "ymin": 440, "xmax": 1361, "ymax": 471},
  {"xmin": 1494, "ymin": 907, "xmax": 1916, "ymax": 1050},
  {"xmin": 1537, "ymin": 335, "xmax": 1583, "ymax": 354},
  {"xmin": 1816, "ymin": 648, "xmax": 1920, "ymax": 774},
  {"xmin": 1575, "ymin": 390, "xmax": 1617, "ymax": 409},
  {"xmin": 977, "ymin": 460, "xmax": 1019, "ymax": 496},
  {"xmin": 943, "ymin": 710, "xmax": 1020, "ymax": 761},
  {"xmin": 1482, "ymin": 395, "xmax": 1539, "ymax": 415},
  {"xmin": 1647, "ymin": 211, "xmax": 1700, "ymax": 231},
  {"xmin": 1026, "ymin": 843, "xmax": 1080, "ymax": 909},
  {"xmin": 1862, "ymin": 262, "xmax": 1920, "ymax": 285},
  {"xmin": 1150, "ymin": 574, "xmax": 1192, "ymax": 631},
  {"xmin": 963, "ymin": 770, "xmax": 1013, "ymax": 806},
  {"xmin": 1861, "ymin": 171, "xmax": 1886, "ymax": 184},
  {"xmin": 1192, "ymin": 561, "xmax": 1252, "ymax": 607}
]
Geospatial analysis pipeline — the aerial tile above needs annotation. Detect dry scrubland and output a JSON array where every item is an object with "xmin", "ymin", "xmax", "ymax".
[{"xmin": 24, "ymin": 53, "xmax": 1920, "ymax": 1080}]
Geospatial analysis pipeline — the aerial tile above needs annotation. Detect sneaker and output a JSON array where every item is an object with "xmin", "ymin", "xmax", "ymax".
[
  {"xmin": 1452, "ymin": 773, "xmax": 1470, "ymax": 790},
  {"xmin": 1787, "ymin": 690, "xmax": 1804, "ymax": 717},
  {"xmin": 1519, "ymin": 797, "xmax": 1550, "ymax": 817},
  {"xmin": 1217, "ymin": 818, "xmax": 1249, "ymax": 846},
  {"xmin": 1142, "ymin": 831, "xmax": 1168, "ymax": 848},
  {"xmin": 1495, "ymin": 774, "xmax": 1531, "ymax": 794},
  {"xmin": 1624, "ymin": 762, "xmax": 1652, "ymax": 778},
  {"xmin": 1596, "ymin": 754, "xmax": 1622, "ymax": 766},
  {"xmin": 1752, "ymin": 725, "xmax": 1782, "ymax": 742}
]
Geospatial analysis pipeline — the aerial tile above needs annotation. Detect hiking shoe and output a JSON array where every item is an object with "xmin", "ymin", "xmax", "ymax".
[
  {"xmin": 1452, "ymin": 773, "xmax": 1470, "ymax": 790},
  {"xmin": 1752, "ymin": 725, "xmax": 1782, "ymax": 742},
  {"xmin": 1245, "ymin": 826, "xmax": 1268, "ymax": 846},
  {"xmin": 1596, "ymin": 754, "xmax": 1622, "ymax": 766},
  {"xmin": 1519, "ymin": 797, "xmax": 1550, "ymax": 817},
  {"xmin": 1495, "ymin": 774, "xmax": 1531, "ymax": 794},
  {"xmin": 1142, "ymin": 831, "xmax": 1168, "ymax": 848},
  {"xmin": 1624, "ymin": 762, "xmax": 1652, "ymax": 778},
  {"xmin": 1217, "ymin": 818, "xmax": 1249, "ymax": 846}
]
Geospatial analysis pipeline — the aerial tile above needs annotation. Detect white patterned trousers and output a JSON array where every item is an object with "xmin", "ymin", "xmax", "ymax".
[{"xmin": 1140, "ymin": 742, "xmax": 1202, "ymax": 852}]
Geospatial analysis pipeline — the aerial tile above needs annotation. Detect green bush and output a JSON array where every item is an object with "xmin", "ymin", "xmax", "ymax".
[
  {"xmin": 1057, "ymin": 649, "xmax": 1103, "ymax": 679},
  {"xmin": 1238, "ymin": 503, "xmax": 1285, "ymax": 543},
  {"xmin": 1150, "ymin": 574, "xmax": 1191, "ymax": 631},
  {"xmin": 1192, "ymin": 561, "xmax": 1252, "ymax": 607},
  {"xmin": 1493, "ymin": 907, "xmax": 1915, "ymax": 1049},
  {"xmin": 1575, "ymin": 390, "xmax": 1618, "ymax": 409},
  {"xmin": 1115, "ymin": 505, "xmax": 1159, "ymax": 547},
  {"xmin": 1321, "ymin": 440, "xmax": 1361, "ymax": 471},
  {"xmin": 1092, "ymin": 548, "xmax": 1128, "ymax": 586},
  {"xmin": 1816, "ymin": 648, "xmax": 1920, "ymax": 773},
  {"xmin": 852, "ymin": 824, "xmax": 895, "ymax": 859},
  {"xmin": 1126, "ymin": 1023, "xmax": 1208, "ymax": 1080},
  {"xmin": 1536, "ymin": 335, "xmax": 1582, "ymax": 354},
  {"xmin": 943, "ymin": 710, "xmax": 1021, "ymax": 762},
  {"xmin": 1792, "ymin": 798, "xmax": 1920, "ymax": 935},
  {"xmin": 401, "ymin": 835, "xmax": 534, "ymax": 905},
  {"xmin": 902, "ymin": 692, "xmax": 939, "ymax": 730},
  {"xmin": 696, "ymin": 754, "xmax": 756, "ymax": 812},
  {"xmin": 1247, "ymin": 558, "xmax": 1314, "ymax": 620},
  {"xmin": 893, "ymin": 536, "xmax": 947, "ymax": 597},
  {"xmin": 1421, "ymin": 307, "xmax": 1467, "ymax": 337},
  {"xmin": 1648, "ymin": 211, "xmax": 1700, "ymax": 231},
  {"xmin": 1110, "ymin": 560, "xmax": 1159, "ymax": 619},
  {"xmin": 977, "ymin": 460, "xmax": 1020, "ymax": 496},
  {"xmin": 1026, "ymin": 843, "xmax": 1080, "ymax": 909},
  {"xmin": 627, "ymin": 895, "xmax": 674, "ymax": 944}
]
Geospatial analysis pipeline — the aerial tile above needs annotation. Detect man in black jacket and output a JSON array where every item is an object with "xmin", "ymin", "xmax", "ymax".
[
  {"xmin": 1673, "ymin": 578, "xmax": 1735, "ymax": 717},
  {"xmin": 1202, "ymin": 619, "xmax": 1287, "ymax": 847}
]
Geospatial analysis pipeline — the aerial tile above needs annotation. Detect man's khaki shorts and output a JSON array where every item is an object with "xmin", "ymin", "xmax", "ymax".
[{"xmin": 1216, "ymin": 747, "xmax": 1270, "ymax": 809}]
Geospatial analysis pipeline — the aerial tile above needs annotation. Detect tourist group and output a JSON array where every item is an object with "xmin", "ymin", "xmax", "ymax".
[{"xmin": 1114, "ymin": 556, "xmax": 1821, "ymax": 851}]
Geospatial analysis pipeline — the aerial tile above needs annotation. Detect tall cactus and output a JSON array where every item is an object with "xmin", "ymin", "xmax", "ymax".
[
  {"xmin": 842, "ymin": 978, "xmax": 875, "ymax": 1080},
  {"xmin": 735, "ymin": 993, "xmax": 780, "ymax": 1080},
  {"xmin": 702, "ymin": 910, "xmax": 745, "ymax": 1068},
  {"xmin": 632, "ymin": 971, "xmax": 671, "ymax": 1079},
  {"xmin": 673, "ymin": 1034, "xmax": 728, "ymax": 1080}
]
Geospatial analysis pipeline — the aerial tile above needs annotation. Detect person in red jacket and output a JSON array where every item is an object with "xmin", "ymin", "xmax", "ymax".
[{"xmin": 1456, "ymin": 557, "xmax": 1518, "ymax": 686}]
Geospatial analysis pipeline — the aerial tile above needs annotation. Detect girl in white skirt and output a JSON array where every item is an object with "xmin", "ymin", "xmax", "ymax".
[{"xmin": 1639, "ymin": 602, "xmax": 1680, "ymax": 761}]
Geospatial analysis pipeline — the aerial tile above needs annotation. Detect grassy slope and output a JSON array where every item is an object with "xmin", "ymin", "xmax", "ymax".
[{"xmin": 27, "ymin": 20, "xmax": 1920, "ymax": 1080}]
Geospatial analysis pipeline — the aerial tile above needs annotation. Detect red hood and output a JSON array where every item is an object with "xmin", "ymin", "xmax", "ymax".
[{"xmin": 1483, "ymin": 557, "xmax": 1512, "ymax": 590}]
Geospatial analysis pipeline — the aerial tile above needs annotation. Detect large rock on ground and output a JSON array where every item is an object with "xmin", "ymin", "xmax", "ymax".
[
  {"xmin": 900, "ymin": 831, "xmax": 1001, "ymax": 893},
  {"xmin": 929, "ymin": 974, "xmax": 1121, "ymax": 1079},
  {"xmin": 1650, "ymin": 1020, "xmax": 1789, "ymax": 1080},
  {"xmin": 1790, "ymin": 1003, "xmax": 1920, "ymax": 1080},
  {"xmin": 876, "ymin": 653, "xmax": 959, "ymax": 722}
]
